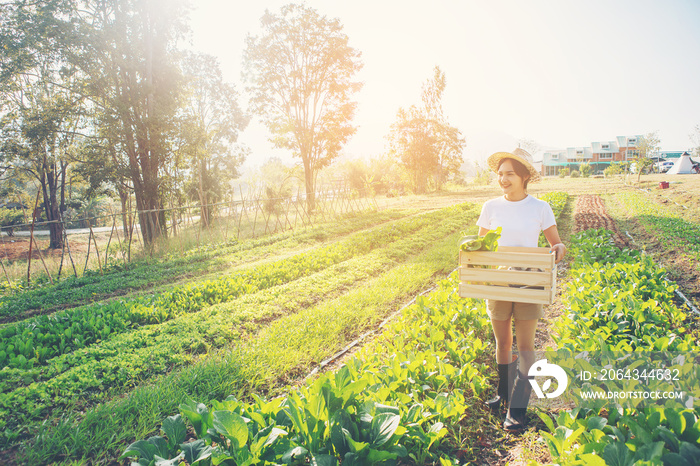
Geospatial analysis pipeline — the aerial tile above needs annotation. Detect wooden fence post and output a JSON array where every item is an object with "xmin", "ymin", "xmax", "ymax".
[
  {"xmin": 88, "ymin": 222, "xmax": 103, "ymax": 275},
  {"xmin": 26, "ymin": 191, "xmax": 40, "ymax": 285},
  {"xmin": 58, "ymin": 210, "xmax": 77, "ymax": 278}
]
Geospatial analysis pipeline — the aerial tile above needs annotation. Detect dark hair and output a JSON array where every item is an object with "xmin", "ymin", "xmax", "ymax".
[{"xmin": 498, "ymin": 158, "xmax": 531, "ymax": 189}]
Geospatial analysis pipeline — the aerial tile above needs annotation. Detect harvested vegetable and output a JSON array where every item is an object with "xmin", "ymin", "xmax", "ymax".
[{"xmin": 459, "ymin": 227, "xmax": 501, "ymax": 252}]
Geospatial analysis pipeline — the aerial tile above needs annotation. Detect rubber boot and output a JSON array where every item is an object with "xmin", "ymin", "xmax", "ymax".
[
  {"xmin": 504, "ymin": 371, "xmax": 533, "ymax": 431},
  {"xmin": 485, "ymin": 355, "xmax": 518, "ymax": 412}
]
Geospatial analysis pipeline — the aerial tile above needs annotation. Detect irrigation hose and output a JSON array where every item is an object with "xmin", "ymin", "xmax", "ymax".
[{"xmin": 304, "ymin": 284, "xmax": 438, "ymax": 380}]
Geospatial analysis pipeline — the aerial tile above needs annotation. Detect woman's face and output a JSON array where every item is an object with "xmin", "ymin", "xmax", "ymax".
[{"xmin": 497, "ymin": 159, "xmax": 528, "ymax": 197}]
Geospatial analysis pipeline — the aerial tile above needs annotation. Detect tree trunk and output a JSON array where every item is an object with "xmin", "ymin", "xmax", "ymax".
[
  {"xmin": 303, "ymin": 158, "xmax": 316, "ymax": 213},
  {"xmin": 40, "ymin": 160, "xmax": 64, "ymax": 250},
  {"xmin": 199, "ymin": 158, "xmax": 209, "ymax": 228},
  {"xmin": 117, "ymin": 185, "xmax": 130, "ymax": 237}
]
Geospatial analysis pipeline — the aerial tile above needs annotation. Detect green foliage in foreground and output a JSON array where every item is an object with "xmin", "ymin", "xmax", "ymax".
[
  {"xmin": 0, "ymin": 209, "xmax": 409, "ymax": 320},
  {"xmin": 120, "ymin": 276, "xmax": 493, "ymax": 466},
  {"xmin": 0, "ymin": 206, "xmax": 463, "ymax": 371},
  {"xmin": 16, "ymin": 205, "xmax": 477, "ymax": 464},
  {"xmin": 554, "ymin": 228, "xmax": 698, "ymax": 353},
  {"xmin": 541, "ymin": 228, "xmax": 700, "ymax": 464}
]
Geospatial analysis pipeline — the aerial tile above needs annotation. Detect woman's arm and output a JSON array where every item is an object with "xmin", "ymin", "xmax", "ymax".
[
  {"xmin": 543, "ymin": 225, "xmax": 566, "ymax": 263},
  {"xmin": 478, "ymin": 226, "xmax": 490, "ymax": 236}
]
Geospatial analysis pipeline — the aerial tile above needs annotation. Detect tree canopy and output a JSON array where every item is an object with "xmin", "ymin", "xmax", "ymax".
[
  {"xmin": 0, "ymin": 0, "xmax": 249, "ymax": 248},
  {"xmin": 386, "ymin": 67, "xmax": 465, "ymax": 193},
  {"xmin": 243, "ymin": 3, "xmax": 363, "ymax": 211},
  {"xmin": 635, "ymin": 131, "xmax": 660, "ymax": 181}
]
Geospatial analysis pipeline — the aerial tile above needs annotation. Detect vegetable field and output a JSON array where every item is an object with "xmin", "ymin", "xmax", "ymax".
[{"xmin": 1, "ymin": 180, "xmax": 700, "ymax": 465}]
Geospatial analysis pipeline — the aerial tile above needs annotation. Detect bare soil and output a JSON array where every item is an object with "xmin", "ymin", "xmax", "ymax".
[{"xmin": 0, "ymin": 234, "xmax": 101, "ymax": 262}]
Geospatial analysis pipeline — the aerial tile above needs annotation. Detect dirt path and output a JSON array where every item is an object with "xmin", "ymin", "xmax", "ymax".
[
  {"xmin": 491, "ymin": 194, "xmax": 626, "ymax": 465},
  {"xmin": 573, "ymin": 194, "xmax": 628, "ymax": 246}
]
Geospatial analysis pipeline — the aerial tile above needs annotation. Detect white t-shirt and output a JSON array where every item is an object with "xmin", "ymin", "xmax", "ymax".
[{"xmin": 476, "ymin": 195, "xmax": 556, "ymax": 248}]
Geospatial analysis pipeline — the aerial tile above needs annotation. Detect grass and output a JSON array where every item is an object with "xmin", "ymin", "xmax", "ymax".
[
  {"xmin": 1, "ymin": 204, "xmax": 477, "ymax": 450},
  {"xmin": 21, "ymin": 209, "xmax": 474, "ymax": 464},
  {"xmin": 0, "ymin": 209, "xmax": 415, "ymax": 320}
]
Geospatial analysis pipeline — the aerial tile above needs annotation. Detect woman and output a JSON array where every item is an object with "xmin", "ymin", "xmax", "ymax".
[{"xmin": 476, "ymin": 148, "xmax": 566, "ymax": 431}]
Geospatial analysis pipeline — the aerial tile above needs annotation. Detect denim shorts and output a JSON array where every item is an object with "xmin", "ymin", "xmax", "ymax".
[{"xmin": 487, "ymin": 300, "xmax": 544, "ymax": 321}]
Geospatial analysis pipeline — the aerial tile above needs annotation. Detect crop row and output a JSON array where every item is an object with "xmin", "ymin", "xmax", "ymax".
[
  {"xmin": 615, "ymin": 191, "xmax": 700, "ymax": 254},
  {"xmin": 542, "ymin": 228, "xmax": 700, "ymax": 464},
  {"xmin": 15, "ymin": 193, "xmax": 569, "ymax": 462},
  {"xmin": 539, "ymin": 191, "xmax": 568, "ymax": 217},
  {"xmin": 1, "ymin": 204, "xmax": 477, "ymax": 449},
  {"xmin": 553, "ymin": 229, "xmax": 698, "ymax": 352},
  {"xmin": 119, "ymin": 272, "xmax": 494, "ymax": 466},
  {"xmin": 0, "ymin": 209, "xmax": 410, "ymax": 320},
  {"xmin": 0, "ymin": 208, "xmax": 470, "ymax": 393},
  {"xmin": 115, "ymin": 192, "xmax": 572, "ymax": 465},
  {"xmin": 537, "ymin": 191, "xmax": 568, "ymax": 247},
  {"xmin": 0, "ymin": 205, "xmax": 471, "ymax": 371}
]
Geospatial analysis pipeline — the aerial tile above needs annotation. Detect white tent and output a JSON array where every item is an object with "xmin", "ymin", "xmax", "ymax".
[{"xmin": 667, "ymin": 152, "xmax": 696, "ymax": 174}]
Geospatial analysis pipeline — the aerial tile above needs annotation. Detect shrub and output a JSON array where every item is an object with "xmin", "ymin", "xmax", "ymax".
[
  {"xmin": 570, "ymin": 170, "xmax": 580, "ymax": 178},
  {"xmin": 579, "ymin": 162, "xmax": 592, "ymax": 177},
  {"xmin": 0, "ymin": 208, "xmax": 24, "ymax": 237},
  {"xmin": 558, "ymin": 167, "xmax": 570, "ymax": 178}
]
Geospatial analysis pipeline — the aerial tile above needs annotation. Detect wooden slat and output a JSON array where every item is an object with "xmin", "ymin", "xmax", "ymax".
[
  {"xmin": 459, "ymin": 268, "xmax": 552, "ymax": 287},
  {"xmin": 498, "ymin": 246, "xmax": 552, "ymax": 254},
  {"xmin": 457, "ymin": 247, "xmax": 558, "ymax": 305},
  {"xmin": 460, "ymin": 250, "xmax": 554, "ymax": 269},
  {"xmin": 459, "ymin": 283, "xmax": 551, "ymax": 305}
]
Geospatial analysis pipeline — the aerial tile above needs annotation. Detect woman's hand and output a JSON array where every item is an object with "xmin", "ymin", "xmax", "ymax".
[{"xmin": 550, "ymin": 243, "xmax": 566, "ymax": 263}]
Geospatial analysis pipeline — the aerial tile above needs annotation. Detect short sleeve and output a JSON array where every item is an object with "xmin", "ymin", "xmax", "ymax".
[
  {"xmin": 541, "ymin": 203, "xmax": 556, "ymax": 230},
  {"xmin": 476, "ymin": 202, "xmax": 491, "ymax": 230}
]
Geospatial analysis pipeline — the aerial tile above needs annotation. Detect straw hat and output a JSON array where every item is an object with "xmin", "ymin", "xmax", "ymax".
[{"xmin": 487, "ymin": 148, "xmax": 541, "ymax": 182}]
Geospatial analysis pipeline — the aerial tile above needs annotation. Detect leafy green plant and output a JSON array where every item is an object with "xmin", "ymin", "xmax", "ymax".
[
  {"xmin": 120, "ymin": 271, "xmax": 491, "ymax": 466},
  {"xmin": 459, "ymin": 227, "xmax": 501, "ymax": 252},
  {"xmin": 541, "ymin": 227, "xmax": 700, "ymax": 465}
]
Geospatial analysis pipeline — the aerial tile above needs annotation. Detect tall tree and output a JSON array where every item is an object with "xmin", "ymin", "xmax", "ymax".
[
  {"xmin": 690, "ymin": 124, "xmax": 700, "ymax": 157},
  {"xmin": 243, "ymin": 3, "xmax": 363, "ymax": 212},
  {"xmin": 79, "ymin": 0, "xmax": 188, "ymax": 246},
  {"xmin": 1, "ymin": 0, "xmax": 189, "ymax": 247},
  {"xmin": 635, "ymin": 131, "xmax": 660, "ymax": 182},
  {"xmin": 176, "ymin": 52, "xmax": 248, "ymax": 227},
  {"xmin": 0, "ymin": 0, "xmax": 84, "ymax": 249},
  {"xmin": 387, "ymin": 67, "xmax": 465, "ymax": 193}
]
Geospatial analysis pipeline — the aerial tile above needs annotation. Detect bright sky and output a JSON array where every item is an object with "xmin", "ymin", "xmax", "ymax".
[{"xmin": 187, "ymin": 0, "xmax": 700, "ymax": 167}]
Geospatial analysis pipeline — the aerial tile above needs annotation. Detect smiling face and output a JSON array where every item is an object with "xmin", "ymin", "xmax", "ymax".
[{"xmin": 497, "ymin": 158, "xmax": 530, "ymax": 199}]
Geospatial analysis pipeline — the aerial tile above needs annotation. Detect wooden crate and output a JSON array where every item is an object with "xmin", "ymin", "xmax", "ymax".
[{"xmin": 458, "ymin": 246, "xmax": 557, "ymax": 305}]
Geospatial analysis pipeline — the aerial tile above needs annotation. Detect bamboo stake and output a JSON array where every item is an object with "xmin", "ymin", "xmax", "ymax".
[
  {"xmin": 282, "ymin": 198, "xmax": 293, "ymax": 231},
  {"xmin": 236, "ymin": 198, "xmax": 245, "ymax": 240},
  {"xmin": 251, "ymin": 197, "xmax": 259, "ymax": 238},
  {"xmin": 105, "ymin": 213, "xmax": 116, "ymax": 266},
  {"xmin": 31, "ymin": 228, "xmax": 53, "ymax": 285},
  {"xmin": 26, "ymin": 191, "xmax": 40, "ymax": 285},
  {"xmin": 109, "ymin": 207, "xmax": 127, "ymax": 268},
  {"xmin": 58, "ymin": 209, "xmax": 77, "ymax": 277},
  {"xmin": 83, "ymin": 226, "xmax": 91, "ymax": 274},
  {"xmin": 0, "ymin": 233, "xmax": 11, "ymax": 287},
  {"xmin": 239, "ymin": 186, "xmax": 255, "ymax": 238},
  {"xmin": 127, "ymin": 205, "xmax": 135, "ymax": 264},
  {"xmin": 88, "ymin": 222, "xmax": 103, "ymax": 275},
  {"xmin": 224, "ymin": 196, "xmax": 233, "ymax": 240},
  {"xmin": 23, "ymin": 195, "xmax": 53, "ymax": 284}
]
